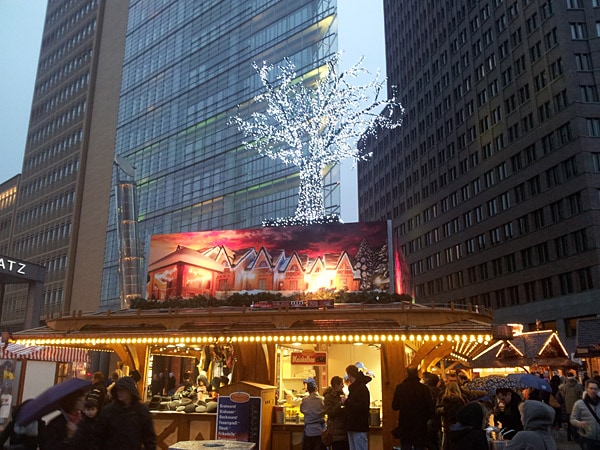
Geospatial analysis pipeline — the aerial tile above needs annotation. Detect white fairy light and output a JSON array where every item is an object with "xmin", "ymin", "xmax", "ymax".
[{"xmin": 231, "ymin": 52, "xmax": 404, "ymax": 223}]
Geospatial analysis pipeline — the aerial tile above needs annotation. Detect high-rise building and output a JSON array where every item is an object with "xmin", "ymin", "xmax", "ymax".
[
  {"xmin": 96, "ymin": 0, "xmax": 339, "ymax": 310},
  {"xmin": 1, "ymin": 0, "xmax": 128, "ymax": 329},
  {"xmin": 359, "ymin": 0, "xmax": 600, "ymax": 350}
]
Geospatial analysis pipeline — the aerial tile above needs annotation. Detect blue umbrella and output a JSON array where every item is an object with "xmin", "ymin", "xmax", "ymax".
[
  {"xmin": 516, "ymin": 373, "xmax": 552, "ymax": 392},
  {"xmin": 15, "ymin": 378, "xmax": 90, "ymax": 426}
]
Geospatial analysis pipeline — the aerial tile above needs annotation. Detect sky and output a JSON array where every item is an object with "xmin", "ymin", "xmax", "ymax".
[{"xmin": 0, "ymin": 2, "xmax": 386, "ymax": 220}]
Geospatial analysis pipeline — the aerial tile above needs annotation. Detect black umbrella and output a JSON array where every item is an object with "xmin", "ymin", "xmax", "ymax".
[{"xmin": 15, "ymin": 378, "xmax": 91, "ymax": 426}]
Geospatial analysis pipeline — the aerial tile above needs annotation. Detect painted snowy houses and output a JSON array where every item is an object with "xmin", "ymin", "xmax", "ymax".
[{"xmin": 146, "ymin": 244, "xmax": 362, "ymax": 300}]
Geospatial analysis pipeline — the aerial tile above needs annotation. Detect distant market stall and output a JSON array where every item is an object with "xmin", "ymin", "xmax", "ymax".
[
  {"xmin": 574, "ymin": 317, "xmax": 600, "ymax": 376},
  {"xmin": 469, "ymin": 327, "xmax": 578, "ymax": 374}
]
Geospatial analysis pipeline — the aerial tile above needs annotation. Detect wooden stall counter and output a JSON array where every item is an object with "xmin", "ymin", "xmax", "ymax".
[
  {"xmin": 152, "ymin": 411, "xmax": 217, "ymax": 449},
  {"xmin": 271, "ymin": 424, "xmax": 383, "ymax": 450}
]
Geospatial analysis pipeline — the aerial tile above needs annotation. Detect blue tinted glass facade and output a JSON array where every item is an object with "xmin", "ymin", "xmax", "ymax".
[{"xmin": 101, "ymin": 0, "xmax": 338, "ymax": 309}]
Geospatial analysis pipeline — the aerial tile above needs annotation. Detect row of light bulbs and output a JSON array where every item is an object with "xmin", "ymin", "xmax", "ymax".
[{"xmin": 14, "ymin": 333, "xmax": 491, "ymax": 347}]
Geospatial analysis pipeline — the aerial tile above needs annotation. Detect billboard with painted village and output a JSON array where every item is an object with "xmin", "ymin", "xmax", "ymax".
[{"xmin": 146, "ymin": 221, "xmax": 410, "ymax": 302}]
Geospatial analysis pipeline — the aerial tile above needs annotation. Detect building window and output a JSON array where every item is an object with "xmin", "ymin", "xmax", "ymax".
[
  {"xmin": 578, "ymin": 267, "xmax": 593, "ymax": 291},
  {"xmin": 587, "ymin": 119, "xmax": 600, "ymax": 136},
  {"xmin": 575, "ymin": 53, "xmax": 593, "ymax": 71},
  {"xmin": 573, "ymin": 229, "xmax": 588, "ymax": 253},
  {"xmin": 559, "ymin": 272, "xmax": 574, "ymax": 294},
  {"xmin": 524, "ymin": 281, "xmax": 537, "ymax": 302},
  {"xmin": 541, "ymin": 277, "xmax": 553, "ymax": 299},
  {"xmin": 570, "ymin": 22, "xmax": 587, "ymax": 39}
]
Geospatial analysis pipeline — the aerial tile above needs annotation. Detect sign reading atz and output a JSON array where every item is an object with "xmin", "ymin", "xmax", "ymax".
[{"xmin": 0, "ymin": 258, "xmax": 27, "ymax": 275}]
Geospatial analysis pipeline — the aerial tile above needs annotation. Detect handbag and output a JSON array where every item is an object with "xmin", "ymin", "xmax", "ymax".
[{"xmin": 321, "ymin": 421, "xmax": 334, "ymax": 447}]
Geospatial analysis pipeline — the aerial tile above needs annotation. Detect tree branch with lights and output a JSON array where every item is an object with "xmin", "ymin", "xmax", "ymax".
[{"xmin": 231, "ymin": 52, "xmax": 404, "ymax": 225}]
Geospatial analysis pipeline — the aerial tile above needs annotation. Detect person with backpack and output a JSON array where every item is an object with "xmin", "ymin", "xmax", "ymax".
[{"xmin": 570, "ymin": 379, "xmax": 600, "ymax": 450}]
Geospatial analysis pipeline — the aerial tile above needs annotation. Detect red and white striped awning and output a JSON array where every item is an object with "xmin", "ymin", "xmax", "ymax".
[{"xmin": 0, "ymin": 343, "xmax": 89, "ymax": 363}]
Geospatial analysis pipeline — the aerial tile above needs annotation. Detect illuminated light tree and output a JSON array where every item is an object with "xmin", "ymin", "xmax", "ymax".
[{"xmin": 231, "ymin": 53, "xmax": 404, "ymax": 224}]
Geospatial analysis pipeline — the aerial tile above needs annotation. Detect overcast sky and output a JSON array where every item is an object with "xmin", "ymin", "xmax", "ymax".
[{"xmin": 0, "ymin": 2, "xmax": 386, "ymax": 220}]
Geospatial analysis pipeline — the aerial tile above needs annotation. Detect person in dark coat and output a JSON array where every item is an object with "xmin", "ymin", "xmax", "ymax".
[
  {"xmin": 391, "ymin": 367, "xmax": 434, "ymax": 450},
  {"xmin": 494, "ymin": 388, "xmax": 523, "ymax": 439},
  {"xmin": 342, "ymin": 364, "xmax": 371, "ymax": 450},
  {"xmin": 422, "ymin": 372, "xmax": 441, "ymax": 450},
  {"xmin": 94, "ymin": 376, "xmax": 156, "ymax": 450},
  {"xmin": 449, "ymin": 402, "xmax": 488, "ymax": 450},
  {"xmin": 323, "ymin": 376, "xmax": 349, "ymax": 450},
  {"xmin": 91, "ymin": 372, "xmax": 108, "ymax": 409}
]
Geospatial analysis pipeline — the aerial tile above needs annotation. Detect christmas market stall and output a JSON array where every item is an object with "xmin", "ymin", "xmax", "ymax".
[
  {"xmin": 0, "ymin": 340, "xmax": 89, "ymax": 426},
  {"xmin": 6, "ymin": 302, "xmax": 493, "ymax": 450},
  {"xmin": 469, "ymin": 326, "xmax": 578, "ymax": 375},
  {"xmin": 574, "ymin": 317, "xmax": 600, "ymax": 377}
]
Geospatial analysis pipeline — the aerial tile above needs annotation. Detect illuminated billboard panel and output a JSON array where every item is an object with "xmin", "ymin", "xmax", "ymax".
[{"xmin": 146, "ymin": 221, "xmax": 410, "ymax": 300}]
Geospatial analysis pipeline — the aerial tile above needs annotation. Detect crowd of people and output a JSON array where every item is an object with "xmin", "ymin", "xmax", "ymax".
[
  {"xmin": 2, "ymin": 363, "xmax": 600, "ymax": 450},
  {"xmin": 299, "ymin": 365, "xmax": 600, "ymax": 450},
  {"xmin": 386, "ymin": 369, "xmax": 600, "ymax": 450},
  {"xmin": 0, "ymin": 371, "xmax": 156, "ymax": 450},
  {"xmin": 298, "ymin": 363, "xmax": 373, "ymax": 450}
]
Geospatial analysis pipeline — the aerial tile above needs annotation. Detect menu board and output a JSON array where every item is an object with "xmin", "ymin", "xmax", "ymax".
[{"xmin": 216, "ymin": 392, "xmax": 262, "ymax": 449}]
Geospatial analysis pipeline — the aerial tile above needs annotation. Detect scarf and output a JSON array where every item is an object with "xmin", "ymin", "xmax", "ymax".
[{"xmin": 65, "ymin": 410, "xmax": 81, "ymax": 426}]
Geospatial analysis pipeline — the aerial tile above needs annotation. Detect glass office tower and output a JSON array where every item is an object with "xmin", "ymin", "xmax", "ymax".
[{"xmin": 100, "ymin": 0, "xmax": 338, "ymax": 309}]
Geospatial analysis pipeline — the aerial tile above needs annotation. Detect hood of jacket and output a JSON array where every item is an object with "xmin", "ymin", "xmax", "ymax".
[
  {"xmin": 519, "ymin": 400, "xmax": 554, "ymax": 431},
  {"xmin": 565, "ymin": 377, "xmax": 579, "ymax": 387},
  {"xmin": 455, "ymin": 402, "xmax": 483, "ymax": 429},
  {"xmin": 113, "ymin": 376, "xmax": 140, "ymax": 401}
]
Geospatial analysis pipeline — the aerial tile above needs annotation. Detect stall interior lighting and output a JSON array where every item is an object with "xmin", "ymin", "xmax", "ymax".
[{"xmin": 13, "ymin": 333, "xmax": 491, "ymax": 348}]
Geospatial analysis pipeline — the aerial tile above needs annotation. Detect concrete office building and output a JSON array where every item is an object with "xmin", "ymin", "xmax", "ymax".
[
  {"xmin": 358, "ymin": 0, "xmax": 600, "ymax": 351},
  {"xmin": 1, "ymin": 0, "xmax": 128, "ymax": 330},
  {"xmin": 2, "ymin": 0, "xmax": 339, "ymax": 324}
]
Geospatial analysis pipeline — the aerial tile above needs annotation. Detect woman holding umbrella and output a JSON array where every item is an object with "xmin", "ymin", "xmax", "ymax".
[{"xmin": 44, "ymin": 386, "xmax": 89, "ymax": 450}]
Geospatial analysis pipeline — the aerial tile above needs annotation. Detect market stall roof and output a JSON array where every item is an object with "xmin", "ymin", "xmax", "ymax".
[
  {"xmin": 574, "ymin": 317, "xmax": 600, "ymax": 358},
  {"xmin": 470, "ymin": 329, "xmax": 577, "ymax": 368},
  {"xmin": 0, "ymin": 342, "xmax": 89, "ymax": 363},
  {"xmin": 5, "ymin": 302, "xmax": 494, "ymax": 360}
]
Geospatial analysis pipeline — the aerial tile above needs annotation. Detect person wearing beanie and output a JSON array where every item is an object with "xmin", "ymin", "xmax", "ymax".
[
  {"xmin": 506, "ymin": 400, "xmax": 557, "ymax": 449},
  {"xmin": 343, "ymin": 364, "xmax": 371, "ymax": 450},
  {"xmin": 391, "ymin": 367, "xmax": 434, "ymax": 450},
  {"xmin": 448, "ymin": 402, "xmax": 488, "ymax": 450},
  {"xmin": 94, "ymin": 376, "xmax": 156, "ymax": 450}
]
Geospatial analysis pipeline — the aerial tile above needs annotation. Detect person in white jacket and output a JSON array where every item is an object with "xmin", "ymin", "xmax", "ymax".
[{"xmin": 570, "ymin": 379, "xmax": 600, "ymax": 449}]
